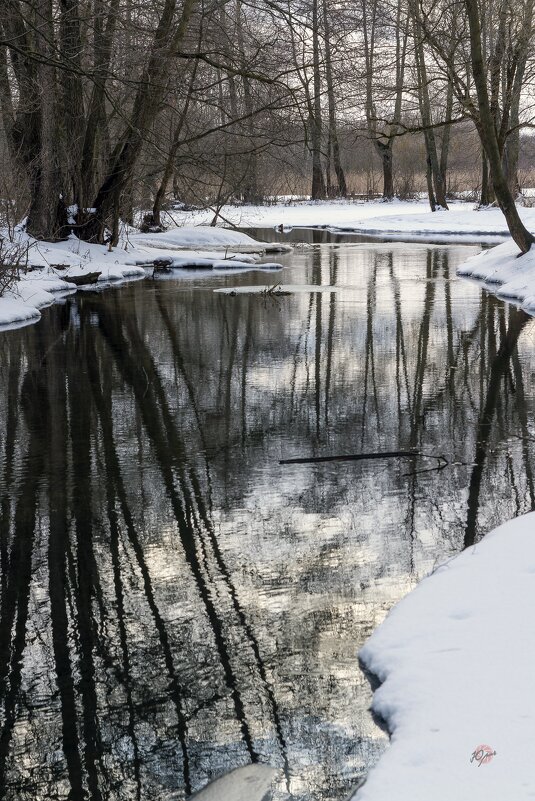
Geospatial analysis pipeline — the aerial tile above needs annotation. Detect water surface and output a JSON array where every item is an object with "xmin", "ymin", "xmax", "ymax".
[{"xmin": 0, "ymin": 236, "xmax": 534, "ymax": 801}]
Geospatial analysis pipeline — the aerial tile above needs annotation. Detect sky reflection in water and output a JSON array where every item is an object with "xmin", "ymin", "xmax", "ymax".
[{"xmin": 0, "ymin": 235, "xmax": 534, "ymax": 801}]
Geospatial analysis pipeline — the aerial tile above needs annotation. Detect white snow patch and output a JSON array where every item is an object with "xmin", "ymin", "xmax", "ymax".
[
  {"xmin": 131, "ymin": 225, "xmax": 286, "ymax": 252},
  {"xmin": 0, "ymin": 271, "xmax": 76, "ymax": 331},
  {"xmin": 457, "ymin": 238, "xmax": 535, "ymax": 312},
  {"xmin": 0, "ymin": 226, "xmax": 286, "ymax": 331},
  {"xmin": 171, "ymin": 199, "xmax": 535, "ymax": 242},
  {"xmin": 354, "ymin": 512, "xmax": 535, "ymax": 801},
  {"xmin": 191, "ymin": 765, "xmax": 279, "ymax": 801},
  {"xmin": 168, "ymin": 199, "xmax": 435, "ymax": 230}
]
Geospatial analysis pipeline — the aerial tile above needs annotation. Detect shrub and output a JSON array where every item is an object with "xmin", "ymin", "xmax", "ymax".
[{"xmin": 0, "ymin": 237, "xmax": 30, "ymax": 297}]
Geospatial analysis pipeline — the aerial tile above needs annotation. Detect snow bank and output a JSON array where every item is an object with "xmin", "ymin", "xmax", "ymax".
[
  {"xmin": 0, "ymin": 226, "xmax": 287, "ymax": 331},
  {"xmin": 0, "ymin": 272, "xmax": 76, "ymax": 331},
  {"xmin": 131, "ymin": 225, "xmax": 290, "ymax": 253},
  {"xmin": 355, "ymin": 512, "xmax": 535, "ymax": 801},
  {"xmin": 144, "ymin": 255, "xmax": 282, "ymax": 271},
  {"xmin": 173, "ymin": 199, "xmax": 535, "ymax": 243},
  {"xmin": 329, "ymin": 206, "xmax": 519, "ymax": 243},
  {"xmin": 168, "ymin": 199, "xmax": 435, "ymax": 230},
  {"xmin": 457, "ymin": 238, "xmax": 535, "ymax": 312}
]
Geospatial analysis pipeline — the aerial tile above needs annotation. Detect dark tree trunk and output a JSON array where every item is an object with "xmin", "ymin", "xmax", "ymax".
[
  {"xmin": 323, "ymin": 0, "xmax": 347, "ymax": 197},
  {"xmin": 151, "ymin": 58, "xmax": 199, "ymax": 229},
  {"xmin": 425, "ymin": 155, "xmax": 436, "ymax": 211},
  {"xmin": 504, "ymin": 129, "xmax": 520, "ymax": 198},
  {"xmin": 58, "ymin": 0, "xmax": 85, "ymax": 213},
  {"xmin": 26, "ymin": 0, "xmax": 66, "ymax": 240},
  {"xmin": 310, "ymin": 0, "xmax": 326, "ymax": 200},
  {"xmin": 84, "ymin": 0, "xmax": 198, "ymax": 243},
  {"xmin": 465, "ymin": 0, "xmax": 533, "ymax": 253},
  {"xmin": 480, "ymin": 154, "xmax": 494, "ymax": 206},
  {"xmin": 377, "ymin": 141, "xmax": 394, "ymax": 200},
  {"xmin": 236, "ymin": 0, "xmax": 261, "ymax": 204},
  {"xmin": 413, "ymin": 15, "xmax": 448, "ymax": 210},
  {"xmin": 79, "ymin": 0, "xmax": 120, "ymax": 213},
  {"xmin": 439, "ymin": 77, "xmax": 454, "ymax": 187}
]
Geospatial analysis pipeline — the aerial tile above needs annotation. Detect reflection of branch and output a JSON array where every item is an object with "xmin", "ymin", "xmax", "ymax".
[{"xmin": 403, "ymin": 455, "xmax": 449, "ymax": 476}]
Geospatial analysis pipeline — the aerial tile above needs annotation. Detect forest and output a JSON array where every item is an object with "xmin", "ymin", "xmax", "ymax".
[
  {"xmin": 2, "ymin": 2, "xmax": 535, "ymax": 800},
  {"xmin": 0, "ymin": 0, "xmax": 534, "ymax": 252}
]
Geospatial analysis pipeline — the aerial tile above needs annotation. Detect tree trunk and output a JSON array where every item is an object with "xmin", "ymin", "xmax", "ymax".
[
  {"xmin": 310, "ymin": 0, "xmax": 326, "ymax": 200},
  {"xmin": 376, "ymin": 141, "xmax": 394, "ymax": 199},
  {"xmin": 323, "ymin": 0, "xmax": 347, "ymax": 196},
  {"xmin": 504, "ymin": 127, "xmax": 520, "ymax": 198},
  {"xmin": 413, "ymin": 14, "xmax": 448, "ymax": 210},
  {"xmin": 26, "ymin": 0, "xmax": 66, "ymax": 239},
  {"xmin": 58, "ymin": 0, "xmax": 85, "ymax": 213},
  {"xmin": 465, "ymin": 0, "xmax": 533, "ymax": 253},
  {"xmin": 425, "ymin": 155, "xmax": 436, "ymax": 211},
  {"xmin": 439, "ymin": 77, "xmax": 454, "ymax": 186},
  {"xmin": 236, "ymin": 0, "xmax": 261, "ymax": 204},
  {"xmin": 85, "ymin": 0, "xmax": 198, "ymax": 243},
  {"xmin": 363, "ymin": 0, "xmax": 407, "ymax": 202},
  {"xmin": 480, "ymin": 154, "xmax": 494, "ymax": 206},
  {"xmin": 79, "ymin": 0, "xmax": 120, "ymax": 213},
  {"xmin": 151, "ymin": 58, "xmax": 199, "ymax": 229}
]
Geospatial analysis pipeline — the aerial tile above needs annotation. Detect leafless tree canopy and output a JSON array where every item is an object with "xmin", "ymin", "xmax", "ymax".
[{"xmin": 1, "ymin": 0, "xmax": 535, "ymax": 248}]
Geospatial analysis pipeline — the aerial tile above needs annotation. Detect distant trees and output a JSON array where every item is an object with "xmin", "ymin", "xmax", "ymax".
[
  {"xmin": 361, "ymin": 0, "xmax": 409, "ymax": 200},
  {"xmin": 0, "ymin": 0, "xmax": 535, "ymax": 247}
]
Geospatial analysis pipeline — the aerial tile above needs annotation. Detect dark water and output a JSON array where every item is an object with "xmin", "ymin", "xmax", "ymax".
[{"xmin": 0, "ymin": 236, "xmax": 534, "ymax": 801}]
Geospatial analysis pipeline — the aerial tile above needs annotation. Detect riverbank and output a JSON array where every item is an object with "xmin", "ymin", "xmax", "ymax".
[
  {"xmin": 457, "ymin": 238, "xmax": 535, "ymax": 313},
  {"xmin": 353, "ymin": 513, "xmax": 535, "ymax": 801},
  {"xmin": 175, "ymin": 199, "xmax": 535, "ymax": 314},
  {"xmin": 4, "ymin": 200, "xmax": 535, "ymax": 331},
  {"xmin": 173, "ymin": 197, "xmax": 535, "ymax": 244},
  {"xmin": 0, "ymin": 227, "xmax": 288, "ymax": 331}
]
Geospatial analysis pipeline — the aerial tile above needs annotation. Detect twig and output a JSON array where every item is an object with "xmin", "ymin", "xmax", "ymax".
[
  {"xmin": 279, "ymin": 449, "xmax": 449, "ymax": 476},
  {"xmin": 403, "ymin": 454, "xmax": 449, "ymax": 476},
  {"xmin": 280, "ymin": 449, "xmax": 418, "ymax": 465}
]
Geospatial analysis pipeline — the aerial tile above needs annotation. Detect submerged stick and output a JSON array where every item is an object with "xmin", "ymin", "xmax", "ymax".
[
  {"xmin": 280, "ymin": 450, "xmax": 449, "ymax": 473},
  {"xmin": 280, "ymin": 450, "xmax": 418, "ymax": 465}
]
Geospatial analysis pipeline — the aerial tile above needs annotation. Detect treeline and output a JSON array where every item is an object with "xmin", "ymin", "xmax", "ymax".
[{"xmin": 0, "ymin": 0, "xmax": 534, "ymax": 249}]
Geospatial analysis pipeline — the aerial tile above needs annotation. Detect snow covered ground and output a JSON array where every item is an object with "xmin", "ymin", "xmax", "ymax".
[
  {"xmin": 354, "ymin": 512, "xmax": 535, "ymax": 801},
  {"xmin": 0, "ymin": 227, "xmax": 287, "ymax": 331},
  {"xmin": 172, "ymin": 198, "xmax": 535, "ymax": 243},
  {"xmin": 166, "ymin": 198, "xmax": 432, "ymax": 230},
  {"xmin": 457, "ymin": 238, "xmax": 535, "ymax": 313}
]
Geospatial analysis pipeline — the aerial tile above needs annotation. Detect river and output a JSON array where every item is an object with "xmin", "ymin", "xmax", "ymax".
[{"xmin": 0, "ymin": 232, "xmax": 533, "ymax": 801}]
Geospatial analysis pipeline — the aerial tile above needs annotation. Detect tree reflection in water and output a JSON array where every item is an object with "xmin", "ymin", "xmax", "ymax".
[{"xmin": 0, "ymin": 240, "xmax": 533, "ymax": 801}]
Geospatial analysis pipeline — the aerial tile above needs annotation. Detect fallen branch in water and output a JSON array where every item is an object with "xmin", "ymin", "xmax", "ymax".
[
  {"xmin": 279, "ymin": 450, "xmax": 449, "ymax": 473},
  {"xmin": 280, "ymin": 450, "xmax": 417, "ymax": 465}
]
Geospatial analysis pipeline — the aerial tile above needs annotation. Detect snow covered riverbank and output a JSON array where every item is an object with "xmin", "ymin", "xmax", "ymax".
[
  {"xmin": 172, "ymin": 200, "xmax": 535, "ymax": 315},
  {"xmin": 5, "ymin": 200, "xmax": 535, "ymax": 331},
  {"xmin": 457, "ymin": 238, "xmax": 535, "ymax": 313},
  {"xmin": 0, "ymin": 227, "xmax": 287, "ymax": 331},
  {"xmin": 354, "ymin": 513, "xmax": 535, "ymax": 801},
  {"xmin": 174, "ymin": 198, "xmax": 535, "ymax": 243}
]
